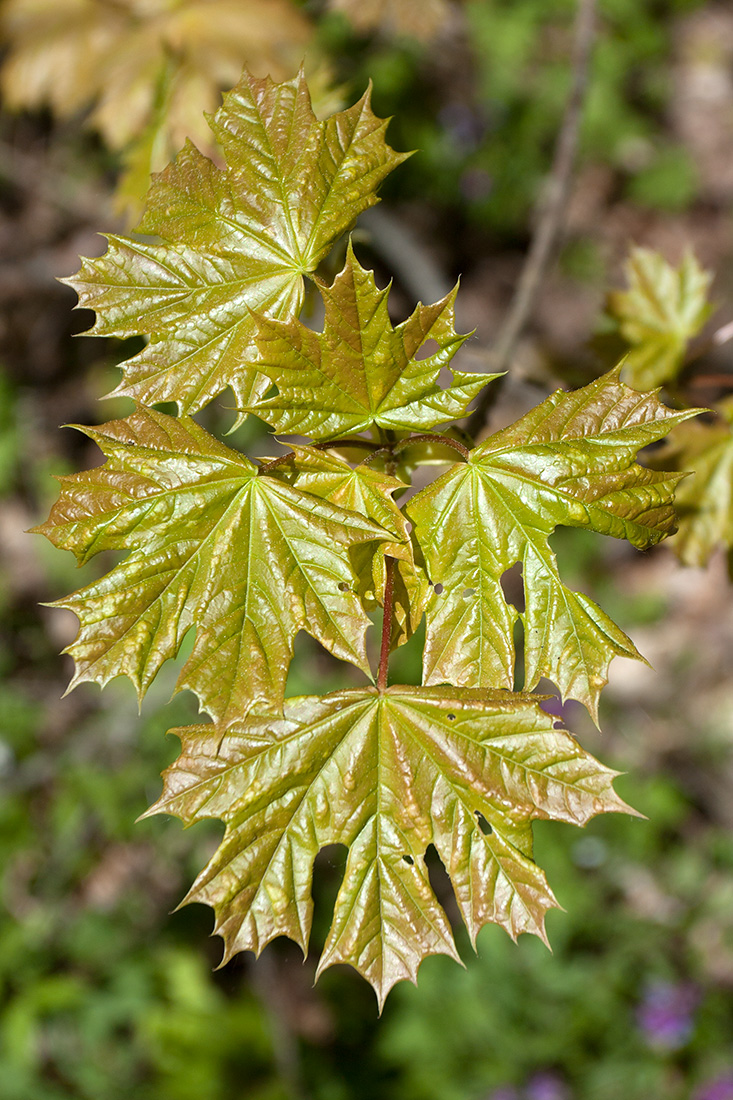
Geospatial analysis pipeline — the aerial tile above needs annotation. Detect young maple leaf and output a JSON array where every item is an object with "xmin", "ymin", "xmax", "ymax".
[
  {"xmin": 607, "ymin": 248, "xmax": 714, "ymax": 391},
  {"xmin": 658, "ymin": 397, "xmax": 733, "ymax": 568},
  {"xmin": 146, "ymin": 686, "xmax": 634, "ymax": 1009},
  {"xmin": 250, "ymin": 243, "xmax": 498, "ymax": 439},
  {"xmin": 63, "ymin": 71, "xmax": 408, "ymax": 418},
  {"xmin": 35, "ymin": 410, "xmax": 392, "ymax": 724},
  {"xmin": 407, "ymin": 369, "xmax": 699, "ymax": 721},
  {"xmin": 272, "ymin": 445, "xmax": 429, "ymax": 646}
]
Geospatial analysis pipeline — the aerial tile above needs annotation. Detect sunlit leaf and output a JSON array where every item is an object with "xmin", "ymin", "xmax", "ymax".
[
  {"xmin": 252, "ymin": 243, "xmax": 495, "ymax": 438},
  {"xmin": 147, "ymin": 685, "xmax": 634, "ymax": 1008},
  {"xmin": 64, "ymin": 71, "xmax": 408, "ymax": 417},
  {"xmin": 35, "ymin": 410, "xmax": 389, "ymax": 724},
  {"xmin": 407, "ymin": 369, "xmax": 698, "ymax": 721},
  {"xmin": 328, "ymin": 0, "xmax": 453, "ymax": 41}
]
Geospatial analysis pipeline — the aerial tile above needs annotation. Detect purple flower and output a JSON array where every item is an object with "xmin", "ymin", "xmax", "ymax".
[
  {"xmin": 489, "ymin": 1088, "xmax": 520, "ymax": 1100},
  {"xmin": 527, "ymin": 1071, "xmax": 570, "ymax": 1100},
  {"xmin": 637, "ymin": 981, "xmax": 698, "ymax": 1050},
  {"xmin": 695, "ymin": 1074, "xmax": 733, "ymax": 1100}
]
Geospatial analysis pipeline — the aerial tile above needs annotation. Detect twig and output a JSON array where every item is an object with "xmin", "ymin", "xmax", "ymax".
[
  {"xmin": 467, "ymin": 0, "xmax": 597, "ymax": 439},
  {"xmin": 393, "ymin": 433, "xmax": 470, "ymax": 461},
  {"xmin": 377, "ymin": 556, "xmax": 397, "ymax": 692}
]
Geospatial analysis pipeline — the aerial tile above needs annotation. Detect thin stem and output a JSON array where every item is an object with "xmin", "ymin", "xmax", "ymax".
[
  {"xmin": 393, "ymin": 433, "xmax": 470, "ymax": 461},
  {"xmin": 377, "ymin": 556, "xmax": 397, "ymax": 692},
  {"xmin": 257, "ymin": 438, "xmax": 380, "ymax": 475},
  {"xmin": 467, "ymin": 0, "xmax": 597, "ymax": 439}
]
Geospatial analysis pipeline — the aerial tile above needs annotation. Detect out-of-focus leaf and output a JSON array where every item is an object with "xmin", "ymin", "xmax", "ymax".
[
  {"xmin": 329, "ymin": 0, "xmax": 454, "ymax": 41},
  {"xmin": 35, "ymin": 410, "xmax": 389, "ymax": 724},
  {"xmin": 64, "ymin": 71, "xmax": 408, "ymax": 417},
  {"xmin": 252, "ymin": 244, "xmax": 495, "ymax": 438},
  {"xmin": 607, "ymin": 247, "xmax": 714, "ymax": 390},
  {"xmin": 147, "ymin": 685, "xmax": 634, "ymax": 1008},
  {"xmin": 272, "ymin": 445, "xmax": 428, "ymax": 646},
  {"xmin": 658, "ymin": 397, "xmax": 733, "ymax": 568},
  {"xmin": 407, "ymin": 369, "xmax": 698, "ymax": 721},
  {"xmin": 0, "ymin": 0, "xmax": 333, "ymax": 212}
]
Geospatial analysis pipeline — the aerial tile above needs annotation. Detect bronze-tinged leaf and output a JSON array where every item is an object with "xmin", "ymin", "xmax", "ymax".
[
  {"xmin": 607, "ymin": 247, "xmax": 714, "ymax": 390},
  {"xmin": 63, "ymin": 71, "xmax": 409, "ymax": 418},
  {"xmin": 658, "ymin": 397, "xmax": 733, "ymax": 568},
  {"xmin": 407, "ymin": 369, "xmax": 700, "ymax": 721},
  {"xmin": 271, "ymin": 445, "xmax": 428, "ymax": 646},
  {"xmin": 34, "ymin": 410, "xmax": 390, "ymax": 724},
  {"xmin": 147, "ymin": 685, "xmax": 634, "ymax": 1008},
  {"xmin": 251, "ymin": 243, "xmax": 497, "ymax": 439}
]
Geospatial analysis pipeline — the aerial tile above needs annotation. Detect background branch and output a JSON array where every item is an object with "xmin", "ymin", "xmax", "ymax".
[{"xmin": 467, "ymin": 0, "xmax": 598, "ymax": 439}]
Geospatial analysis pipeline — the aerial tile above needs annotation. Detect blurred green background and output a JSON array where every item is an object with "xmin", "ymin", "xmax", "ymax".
[{"xmin": 2, "ymin": 1, "xmax": 733, "ymax": 1097}]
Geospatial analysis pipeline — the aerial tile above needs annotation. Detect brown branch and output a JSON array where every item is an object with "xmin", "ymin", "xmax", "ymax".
[
  {"xmin": 467, "ymin": 0, "xmax": 598, "ymax": 439},
  {"xmin": 377, "ymin": 556, "xmax": 397, "ymax": 692}
]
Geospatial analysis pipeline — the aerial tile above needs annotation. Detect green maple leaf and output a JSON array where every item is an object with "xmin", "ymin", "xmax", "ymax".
[
  {"xmin": 607, "ymin": 247, "xmax": 713, "ymax": 390},
  {"xmin": 146, "ymin": 685, "xmax": 633, "ymax": 1008},
  {"xmin": 272, "ymin": 444, "xmax": 428, "ymax": 646},
  {"xmin": 659, "ymin": 397, "xmax": 733, "ymax": 568},
  {"xmin": 35, "ymin": 410, "xmax": 390, "ymax": 724},
  {"xmin": 407, "ymin": 369, "xmax": 698, "ymax": 721},
  {"xmin": 64, "ymin": 70, "xmax": 408, "ymax": 418},
  {"xmin": 250, "ymin": 243, "xmax": 497, "ymax": 438}
]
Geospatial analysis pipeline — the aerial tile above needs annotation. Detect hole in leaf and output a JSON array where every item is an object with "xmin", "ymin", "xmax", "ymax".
[
  {"xmin": 337, "ymin": 582, "xmax": 350, "ymax": 592},
  {"xmin": 402, "ymin": 854, "xmax": 414, "ymax": 865},
  {"xmin": 462, "ymin": 588, "xmax": 475, "ymax": 598},
  {"xmin": 415, "ymin": 338, "xmax": 439, "ymax": 361},
  {"xmin": 424, "ymin": 844, "xmax": 461, "ymax": 930},
  {"xmin": 433, "ymin": 583, "xmax": 444, "ymax": 595},
  {"xmin": 263, "ymin": 382, "xmax": 279, "ymax": 400},
  {"xmin": 405, "ymin": 521, "xmax": 413, "ymax": 534},
  {"xmin": 310, "ymin": 843, "xmax": 348, "ymax": 949},
  {"xmin": 500, "ymin": 562, "xmax": 525, "ymax": 612},
  {"xmin": 447, "ymin": 713, "xmax": 456, "ymax": 721},
  {"xmin": 475, "ymin": 812, "xmax": 492, "ymax": 835}
]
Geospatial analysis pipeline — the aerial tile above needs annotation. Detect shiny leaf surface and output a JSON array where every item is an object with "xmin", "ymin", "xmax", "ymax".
[
  {"xmin": 64, "ymin": 71, "xmax": 408, "ymax": 417},
  {"xmin": 36, "ymin": 410, "xmax": 388, "ymax": 723},
  {"xmin": 251, "ymin": 244, "xmax": 496, "ymax": 438},
  {"xmin": 407, "ymin": 369, "xmax": 697, "ymax": 720},
  {"xmin": 148, "ymin": 685, "xmax": 633, "ymax": 1008}
]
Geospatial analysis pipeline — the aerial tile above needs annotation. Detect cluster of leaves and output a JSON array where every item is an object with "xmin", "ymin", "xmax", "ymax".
[
  {"xmin": 0, "ymin": 0, "xmax": 336, "ymax": 215},
  {"xmin": 38, "ymin": 70, "xmax": 696, "ymax": 1007},
  {"xmin": 607, "ymin": 246, "xmax": 733, "ymax": 572}
]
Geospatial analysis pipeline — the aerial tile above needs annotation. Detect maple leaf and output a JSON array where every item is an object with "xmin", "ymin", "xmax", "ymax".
[
  {"xmin": 35, "ymin": 410, "xmax": 390, "ymax": 724},
  {"xmin": 272, "ymin": 444, "xmax": 428, "ymax": 646},
  {"xmin": 251, "ymin": 244, "xmax": 496, "ymax": 438},
  {"xmin": 658, "ymin": 398, "xmax": 733, "ymax": 568},
  {"xmin": 146, "ymin": 685, "xmax": 633, "ymax": 1008},
  {"xmin": 63, "ymin": 71, "xmax": 408, "ymax": 417},
  {"xmin": 607, "ymin": 247, "xmax": 714, "ymax": 391},
  {"xmin": 407, "ymin": 369, "xmax": 698, "ymax": 721}
]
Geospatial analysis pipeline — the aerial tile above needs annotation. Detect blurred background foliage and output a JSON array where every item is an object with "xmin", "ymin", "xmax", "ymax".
[{"xmin": 2, "ymin": 0, "xmax": 733, "ymax": 1097}]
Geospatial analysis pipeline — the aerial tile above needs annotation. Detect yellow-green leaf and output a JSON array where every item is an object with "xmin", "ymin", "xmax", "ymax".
[
  {"xmin": 148, "ymin": 686, "xmax": 634, "ymax": 1008},
  {"xmin": 251, "ymin": 243, "xmax": 496, "ymax": 438},
  {"xmin": 35, "ymin": 410, "xmax": 389, "ymax": 724},
  {"xmin": 607, "ymin": 247, "xmax": 714, "ymax": 390},
  {"xmin": 407, "ymin": 369, "xmax": 698, "ymax": 721},
  {"xmin": 659, "ymin": 397, "xmax": 733, "ymax": 567},
  {"xmin": 64, "ymin": 71, "xmax": 408, "ymax": 418}
]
